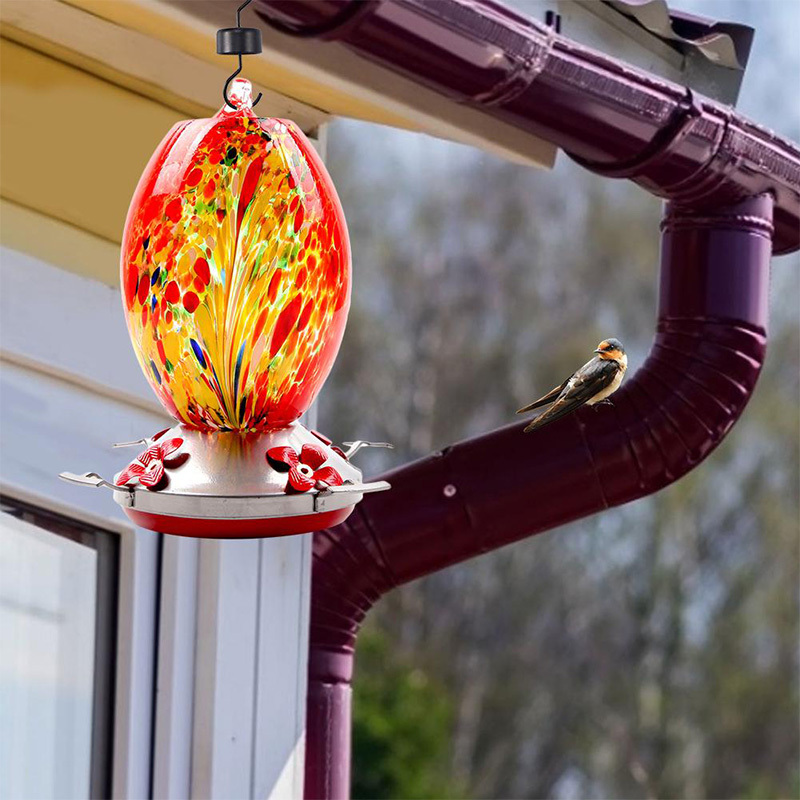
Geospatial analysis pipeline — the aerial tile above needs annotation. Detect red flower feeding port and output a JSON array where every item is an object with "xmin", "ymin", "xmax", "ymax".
[
  {"xmin": 116, "ymin": 433, "xmax": 186, "ymax": 490},
  {"xmin": 60, "ymin": 21, "xmax": 391, "ymax": 536},
  {"xmin": 267, "ymin": 444, "xmax": 344, "ymax": 493}
]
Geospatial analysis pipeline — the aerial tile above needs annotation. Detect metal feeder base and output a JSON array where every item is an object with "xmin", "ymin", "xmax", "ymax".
[{"xmin": 60, "ymin": 423, "xmax": 390, "ymax": 539}]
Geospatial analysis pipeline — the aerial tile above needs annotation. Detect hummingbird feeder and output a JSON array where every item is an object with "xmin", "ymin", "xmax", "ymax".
[{"xmin": 60, "ymin": 3, "xmax": 391, "ymax": 537}]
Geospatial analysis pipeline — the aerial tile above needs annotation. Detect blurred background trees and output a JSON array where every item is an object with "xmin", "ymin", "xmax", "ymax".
[{"xmin": 321, "ymin": 1, "xmax": 799, "ymax": 797}]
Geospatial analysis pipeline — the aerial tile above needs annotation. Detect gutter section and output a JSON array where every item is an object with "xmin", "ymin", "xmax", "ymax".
[
  {"xmin": 255, "ymin": 0, "xmax": 800, "ymax": 254},
  {"xmin": 304, "ymin": 194, "xmax": 774, "ymax": 799}
]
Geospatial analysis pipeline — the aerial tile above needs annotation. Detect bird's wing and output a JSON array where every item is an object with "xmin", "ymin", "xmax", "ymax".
[
  {"xmin": 516, "ymin": 378, "xmax": 569, "ymax": 414},
  {"xmin": 524, "ymin": 359, "xmax": 619, "ymax": 433}
]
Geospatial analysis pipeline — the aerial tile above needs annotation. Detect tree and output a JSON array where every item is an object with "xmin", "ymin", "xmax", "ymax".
[{"xmin": 352, "ymin": 627, "xmax": 462, "ymax": 800}]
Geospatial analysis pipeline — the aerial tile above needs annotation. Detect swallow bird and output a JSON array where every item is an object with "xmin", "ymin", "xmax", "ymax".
[{"xmin": 517, "ymin": 338, "xmax": 628, "ymax": 433}]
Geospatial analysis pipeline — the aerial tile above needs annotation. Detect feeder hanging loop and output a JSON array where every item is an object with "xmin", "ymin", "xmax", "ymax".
[{"xmin": 217, "ymin": 0, "xmax": 263, "ymax": 109}]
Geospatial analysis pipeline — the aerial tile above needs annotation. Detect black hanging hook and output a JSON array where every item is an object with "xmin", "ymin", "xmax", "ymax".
[{"xmin": 217, "ymin": 0, "xmax": 263, "ymax": 109}]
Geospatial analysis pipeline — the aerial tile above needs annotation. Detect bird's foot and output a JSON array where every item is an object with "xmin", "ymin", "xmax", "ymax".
[{"xmin": 599, "ymin": 399, "xmax": 614, "ymax": 407}]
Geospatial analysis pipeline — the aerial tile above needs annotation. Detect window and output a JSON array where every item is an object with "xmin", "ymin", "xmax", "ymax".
[{"xmin": 0, "ymin": 496, "xmax": 119, "ymax": 800}]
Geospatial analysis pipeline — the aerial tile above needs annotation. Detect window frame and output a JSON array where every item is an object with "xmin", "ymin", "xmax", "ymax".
[{"xmin": 0, "ymin": 492, "xmax": 120, "ymax": 799}]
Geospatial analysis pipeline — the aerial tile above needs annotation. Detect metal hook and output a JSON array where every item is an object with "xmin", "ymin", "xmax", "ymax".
[
  {"xmin": 223, "ymin": 54, "xmax": 263, "ymax": 109},
  {"xmin": 218, "ymin": 0, "xmax": 263, "ymax": 110}
]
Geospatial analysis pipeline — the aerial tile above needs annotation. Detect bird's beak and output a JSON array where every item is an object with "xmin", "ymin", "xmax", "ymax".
[{"xmin": 594, "ymin": 348, "xmax": 603, "ymax": 354}]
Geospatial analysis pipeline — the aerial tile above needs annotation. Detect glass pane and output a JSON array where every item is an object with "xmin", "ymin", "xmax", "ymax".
[{"xmin": 0, "ymin": 512, "xmax": 97, "ymax": 800}]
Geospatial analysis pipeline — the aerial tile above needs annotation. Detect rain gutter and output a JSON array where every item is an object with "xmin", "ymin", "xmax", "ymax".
[
  {"xmin": 256, "ymin": 0, "xmax": 799, "ymax": 254},
  {"xmin": 251, "ymin": 3, "xmax": 800, "ymax": 798}
]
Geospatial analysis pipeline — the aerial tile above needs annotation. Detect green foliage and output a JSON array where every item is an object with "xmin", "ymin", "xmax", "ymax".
[{"xmin": 352, "ymin": 628, "xmax": 462, "ymax": 800}]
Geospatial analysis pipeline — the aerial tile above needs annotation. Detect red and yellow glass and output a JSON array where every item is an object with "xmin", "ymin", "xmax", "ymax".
[{"xmin": 121, "ymin": 80, "xmax": 350, "ymax": 431}]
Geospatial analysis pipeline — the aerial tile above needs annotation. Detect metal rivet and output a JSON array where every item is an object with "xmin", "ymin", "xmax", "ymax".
[{"xmin": 443, "ymin": 484, "xmax": 457, "ymax": 498}]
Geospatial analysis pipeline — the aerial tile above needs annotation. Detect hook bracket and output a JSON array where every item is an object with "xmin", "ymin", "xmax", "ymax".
[{"xmin": 217, "ymin": 0, "xmax": 263, "ymax": 109}]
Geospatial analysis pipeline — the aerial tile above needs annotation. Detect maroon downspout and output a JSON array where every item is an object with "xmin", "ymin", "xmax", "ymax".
[
  {"xmin": 304, "ymin": 195, "xmax": 774, "ymax": 799},
  {"xmin": 251, "ymin": 3, "xmax": 799, "ymax": 799}
]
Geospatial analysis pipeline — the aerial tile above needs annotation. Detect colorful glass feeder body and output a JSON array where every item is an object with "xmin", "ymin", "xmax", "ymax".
[
  {"xmin": 121, "ymin": 80, "xmax": 350, "ymax": 431},
  {"xmin": 60, "ymin": 81, "xmax": 390, "ymax": 537}
]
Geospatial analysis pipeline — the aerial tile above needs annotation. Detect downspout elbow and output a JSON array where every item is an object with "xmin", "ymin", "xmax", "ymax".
[
  {"xmin": 304, "ymin": 193, "xmax": 773, "ymax": 800},
  {"xmin": 588, "ymin": 197, "xmax": 771, "ymax": 503}
]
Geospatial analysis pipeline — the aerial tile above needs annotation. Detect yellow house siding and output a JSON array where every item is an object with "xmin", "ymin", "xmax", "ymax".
[
  {"xmin": 0, "ymin": 37, "xmax": 184, "ymax": 248},
  {"xmin": 0, "ymin": 198, "xmax": 120, "ymax": 286}
]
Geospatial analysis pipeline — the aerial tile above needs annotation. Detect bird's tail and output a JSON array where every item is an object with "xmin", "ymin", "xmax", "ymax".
[{"xmin": 523, "ymin": 401, "xmax": 580, "ymax": 433}]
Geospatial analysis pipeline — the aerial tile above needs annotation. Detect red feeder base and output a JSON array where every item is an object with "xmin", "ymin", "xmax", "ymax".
[{"xmin": 124, "ymin": 506, "xmax": 354, "ymax": 538}]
